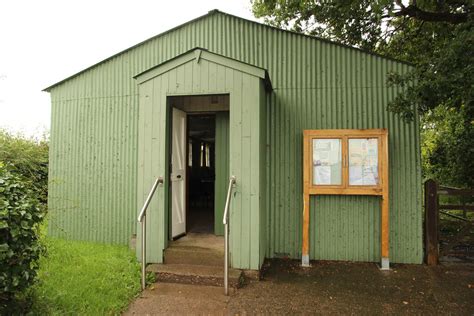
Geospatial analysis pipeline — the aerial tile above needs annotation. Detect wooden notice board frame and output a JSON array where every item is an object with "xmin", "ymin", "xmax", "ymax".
[{"xmin": 302, "ymin": 129, "xmax": 390, "ymax": 269}]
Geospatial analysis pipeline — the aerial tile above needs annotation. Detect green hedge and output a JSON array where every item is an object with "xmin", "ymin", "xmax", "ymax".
[
  {"xmin": 0, "ymin": 130, "xmax": 48, "ymax": 205},
  {"xmin": 0, "ymin": 163, "xmax": 45, "ymax": 313}
]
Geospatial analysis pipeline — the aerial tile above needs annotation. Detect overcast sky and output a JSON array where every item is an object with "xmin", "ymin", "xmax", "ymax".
[{"xmin": 0, "ymin": 0, "xmax": 257, "ymax": 137}]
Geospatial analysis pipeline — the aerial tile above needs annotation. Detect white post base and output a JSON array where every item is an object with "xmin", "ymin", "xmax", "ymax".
[
  {"xmin": 302, "ymin": 255, "xmax": 310, "ymax": 267},
  {"xmin": 380, "ymin": 257, "xmax": 390, "ymax": 270}
]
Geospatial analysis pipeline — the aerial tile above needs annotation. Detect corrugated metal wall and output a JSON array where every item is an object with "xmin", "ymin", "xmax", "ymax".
[
  {"xmin": 310, "ymin": 196, "xmax": 380, "ymax": 261},
  {"xmin": 48, "ymin": 11, "xmax": 422, "ymax": 263},
  {"xmin": 48, "ymin": 93, "xmax": 138, "ymax": 244}
]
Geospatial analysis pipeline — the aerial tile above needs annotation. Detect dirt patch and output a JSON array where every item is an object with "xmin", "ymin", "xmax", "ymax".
[{"xmin": 227, "ymin": 259, "xmax": 474, "ymax": 315}]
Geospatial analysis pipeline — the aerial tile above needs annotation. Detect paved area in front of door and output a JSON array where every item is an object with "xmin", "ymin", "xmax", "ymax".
[
  {"xmin": 124, "ymin": 259, "xmax": 474, "ymax": 315},
  {"xmin": 124, "ymin": 283, "xmax": 231, "ymax": 315}
]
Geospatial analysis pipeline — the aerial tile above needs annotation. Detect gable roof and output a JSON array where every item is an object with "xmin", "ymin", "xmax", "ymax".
[
  {"xmin": 134, "ymin": 47, "xmax": 273, "ymax": 91},
  {"xmin": 43, "ymin": 9, "xmax": 411, "ymax": 92}
]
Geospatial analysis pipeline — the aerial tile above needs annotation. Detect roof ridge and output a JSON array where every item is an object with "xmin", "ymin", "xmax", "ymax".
[
  {"xmin": 43, "ymin": 10, "xmax": 216, "ymax": 91},
  {"xmin": 213, "ymin": 10, "xmax": 413, "ymax": 67},
  {"xmin": 43, "ymin": 9, "xmax": 412, "ymax": 92}
]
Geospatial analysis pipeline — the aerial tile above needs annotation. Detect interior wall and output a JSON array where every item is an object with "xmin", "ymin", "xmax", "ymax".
[
  {"xmin": 170, "ymin": 95, "xmax": 229, "ymax": 112},
  {"xmin": 186, "ymin": 114, "xmax": 216, "ymax": 234}
]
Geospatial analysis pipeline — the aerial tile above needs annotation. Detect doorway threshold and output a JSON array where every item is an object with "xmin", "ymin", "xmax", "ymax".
[{"xmin": 169, "ymin": 233, "xmax": 224, "ymax": 252}]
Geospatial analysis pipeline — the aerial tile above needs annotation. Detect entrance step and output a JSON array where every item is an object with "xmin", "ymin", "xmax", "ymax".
[
  {"xmin": 164, "ymin": 233, "xmax": 225, "ymax": 266},
  {"xmin": 147, "ymin": 263, "xmax": 243, "ymax": 288},
  {"xmin": 124, "ymin": 283, "xmax": 231, "ymax": 315},
  {"xmin": 164, "ymin": 246, "xmax": 224, "ymax": 266}
]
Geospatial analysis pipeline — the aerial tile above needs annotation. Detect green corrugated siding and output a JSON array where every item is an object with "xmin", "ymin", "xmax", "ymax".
[
  {"xmin": 48, "ymin": 93, "xmax": 138, "ymax": 244},
  {"xmin": 259, "ymin": 81, "xmax": 267, "ymax": 266},
  {"xmin": 214, "ymin": 112, "xmax": 230, "ymax": 236},
  {"xmin": 48, "ymin": 11, "xmax": 422, "ymax": 263},
  {"xmin": 310, "ymin": 196, "xmax": 380, "ymax": 261}
]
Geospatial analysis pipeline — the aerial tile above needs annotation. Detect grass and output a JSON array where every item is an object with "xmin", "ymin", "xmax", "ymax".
[{"xmin": 31, "ymin": 237, "xmax": 141, "ymax": 315}]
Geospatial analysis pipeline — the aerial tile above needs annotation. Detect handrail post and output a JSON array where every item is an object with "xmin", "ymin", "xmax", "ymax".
[
  {"xmin": 223, "ymin": 176, "xmax": 236, "ymax": 296},
  {"xmin": 141, "ymin": 216, "xmax": 146, "ymax": 290},
  {"xmin": 224, "ymin": 215, "xmax": 229, "ymax": 295},
  {"xmin": 138, "ymin": 177, "xmax": 163, "ymax": 290}
]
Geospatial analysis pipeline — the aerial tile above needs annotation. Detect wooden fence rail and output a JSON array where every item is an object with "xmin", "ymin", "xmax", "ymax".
[{"xmin": 424, "ymin": 180, "xmax": 474, "ymax": 265}]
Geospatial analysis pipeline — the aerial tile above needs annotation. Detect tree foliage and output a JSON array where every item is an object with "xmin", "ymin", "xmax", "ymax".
[
  {"xmin": 252, "ymin": 0, "xmax": 473, "ymax": 187},
  {"xmin": 421, "ymin": 105, "xmax": 474, "ymax": 188}
]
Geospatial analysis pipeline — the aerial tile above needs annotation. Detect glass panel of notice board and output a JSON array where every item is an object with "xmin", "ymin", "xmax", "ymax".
[
  {"xmin": 312, "ymin": 138, "xmax": 342, "ymax": 185},
  {"xmin": 348, "ymin": 138, "xmax": 379, "ymax": 186}
]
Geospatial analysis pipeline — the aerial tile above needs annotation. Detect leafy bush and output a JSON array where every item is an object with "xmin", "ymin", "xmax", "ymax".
[
  {"xmin": 0, "ymin": 129, "xmax": 48, "ymax": 205},
  {"xmin": 0, "ymin": 163, "xmax": 46, "ymax": 313}
]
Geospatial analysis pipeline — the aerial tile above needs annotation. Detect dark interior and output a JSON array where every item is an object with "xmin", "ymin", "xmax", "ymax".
[{"xmin": 187, "ymin": 114, "xmax": 216, "ymax": 233}]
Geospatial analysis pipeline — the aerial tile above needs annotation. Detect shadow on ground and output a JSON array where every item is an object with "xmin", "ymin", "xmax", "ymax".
[{"xmin": 126, "ymin": 259, "xmax": 474, "ymax": 315}]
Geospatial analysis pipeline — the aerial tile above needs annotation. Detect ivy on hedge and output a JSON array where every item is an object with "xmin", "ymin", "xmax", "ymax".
[{"xmin": 0, "ymin": 162, "xmax": 45, "ymax": 313}]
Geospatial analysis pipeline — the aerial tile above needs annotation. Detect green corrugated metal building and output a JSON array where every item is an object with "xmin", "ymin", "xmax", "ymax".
[{"xmin": 44, "ymin": 10, "xmax": 423, "ymax": 271}]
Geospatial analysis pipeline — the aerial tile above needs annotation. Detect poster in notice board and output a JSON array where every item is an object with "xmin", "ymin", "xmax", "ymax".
[
  {"xmin": 348, "ymin": 138, "xmax": 378, "ymax": 185},
  {"xmin": 312, "ymin": 139, "xmax": 341, "ymax": 185}
]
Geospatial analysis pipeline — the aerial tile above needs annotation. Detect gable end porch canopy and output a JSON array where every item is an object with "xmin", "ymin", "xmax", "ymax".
[{"xmin": 134, "ymin": 47, "xmax": 273, "ymax": 92}]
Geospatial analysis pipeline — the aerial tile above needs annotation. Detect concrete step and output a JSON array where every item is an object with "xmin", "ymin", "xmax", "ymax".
[
  {"xmin": 123, "ymin": 282, "xmax": 232, "ymax": 315},
  {"xmin": 164, "ymin": 246, "xmax": 224, "ymax": 266},
  {"xmin": 147, "ymin": 263, "xmax": 243, "ymax": 288}
]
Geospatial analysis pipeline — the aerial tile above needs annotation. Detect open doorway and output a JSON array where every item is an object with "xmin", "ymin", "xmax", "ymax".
[
  {"xmin": 169, "ymin": 95, "xmax": 229, "ymax": 240},
  {"xmin": 187, "ymin": 114, "xmax": 216, "ymax": 233}
]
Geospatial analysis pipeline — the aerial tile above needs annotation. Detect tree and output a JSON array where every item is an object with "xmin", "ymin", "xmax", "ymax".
[
  {"xmin": 421, "ymin": 105, "xmax": 474, "ymax": 188},
  {"xmin": 252, "ymin": 0, "xmax": 473, "ymax": 187}
]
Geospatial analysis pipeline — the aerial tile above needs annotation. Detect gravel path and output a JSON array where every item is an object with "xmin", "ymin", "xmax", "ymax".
[{"xmin": 125, "ymin": 260, "xmax": 474, "ymax": 315}]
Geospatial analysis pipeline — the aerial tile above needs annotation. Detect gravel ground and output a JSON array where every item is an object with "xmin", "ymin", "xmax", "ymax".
[
  {"xmin": 229, "ymin": 259, "xmax": 474, "ymax": 315},
  {"xmin": 126, "ymin": 259, "xmax": 474, "ymax": 315}
]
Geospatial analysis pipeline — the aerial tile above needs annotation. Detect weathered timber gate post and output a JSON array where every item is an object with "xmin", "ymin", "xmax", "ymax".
[{"xmin": 424, "ymin": 179, "xmax": 439, "ymax": 265}]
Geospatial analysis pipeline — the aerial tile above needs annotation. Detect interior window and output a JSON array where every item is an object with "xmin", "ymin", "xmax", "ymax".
[
  {"xmin": 188, "ymin": 142, "xmax": 193, "ymax": 167},
  {"xmin": 200, "ymin": 143, "xmax": 204, "ymax": 167},
  {"xmin": 205, "ymin": 143, "xmax": 211, "ymax": 167}
]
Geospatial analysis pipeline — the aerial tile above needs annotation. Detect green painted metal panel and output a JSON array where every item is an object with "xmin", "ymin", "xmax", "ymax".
[
  {"xmin": 135, "ymin": 77, "xmax": 170, "ymax": 263},
  {"xmin": 48, "ymin": 91, "xmax": 138, "ymax": 244},
  {"xmin": 214, "ymin": 112, "xmax": 229, "ymax": 236},
  {"xmin": 310, "ymin": 196, "xmax": 380, "ymax": 261},
  {"xmin": 259, "ymin": 81, "xmax": 267, "ymax": 265},
  {"xmin": 47, "ymin": 10, "xmax": 422, "ymax": 264}
]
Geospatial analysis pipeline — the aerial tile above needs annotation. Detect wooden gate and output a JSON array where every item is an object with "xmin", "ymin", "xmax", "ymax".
[{"xmin": 424, "ymin": 179, "xmax": 474, "ymax": 265}]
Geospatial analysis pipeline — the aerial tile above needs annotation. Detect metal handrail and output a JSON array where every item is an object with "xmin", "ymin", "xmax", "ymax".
[
  {"xmin": 223, "ymin": 175, "xmax": 236, "ymax": 295},
  {"xmin": 138, "ymin": 176, "xmax": 163, "ymax": 290}
]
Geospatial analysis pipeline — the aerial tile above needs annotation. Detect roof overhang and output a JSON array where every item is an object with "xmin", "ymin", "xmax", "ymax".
[{"xmin": 134, "ymin": 47, "xmax": 273, "ymax": 91}]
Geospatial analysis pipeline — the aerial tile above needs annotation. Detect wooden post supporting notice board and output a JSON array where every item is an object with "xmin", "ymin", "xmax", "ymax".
[{"xmin": 302, "ymin": 129, "xmax": 390, "ymax": 269}]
